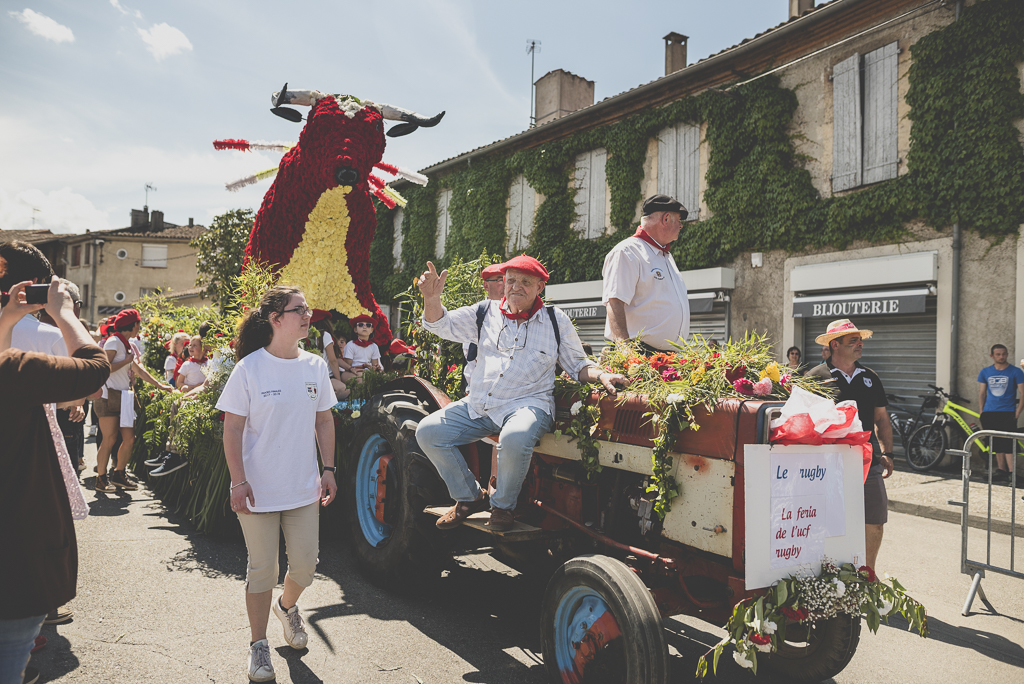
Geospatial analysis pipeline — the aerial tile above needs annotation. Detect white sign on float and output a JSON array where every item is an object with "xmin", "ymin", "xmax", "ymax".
[{"xmin": 745, "ymin": 445, "xmax": 865, "ymax": 590}]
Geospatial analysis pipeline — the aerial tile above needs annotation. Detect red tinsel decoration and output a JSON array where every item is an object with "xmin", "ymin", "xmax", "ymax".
[
  {"xmin": 374, "ymin": 161, "xmax": 399, "ymax": 175},
  {"xmin": 213, "ymin": 139, "xmax": 251, "ymax": 151}
]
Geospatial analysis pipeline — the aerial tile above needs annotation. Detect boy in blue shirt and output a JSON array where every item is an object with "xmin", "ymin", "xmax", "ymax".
[{"xmin": 977, "ymin": 344, "xmax": 1024, "ymax": 482}]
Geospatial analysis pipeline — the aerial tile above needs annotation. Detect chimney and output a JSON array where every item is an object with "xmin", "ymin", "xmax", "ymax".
[
  {"xmin": 188, "ymin": 217, "xmax": 194, "ymax": 227},
  {"xmin": 789, "ymin": 0, "xmax": 814, "ymax": 18},
  {"xmin": 534, "ymin": 69, "xmax": 595, "ymax": 126},
  {"xmin": 663, "ymin": 33, "xmax": 688, "ymax": 76},
  {"xmin": 130, "ymin": 207, "xmax": 149, "ymax": 228},
  {"xmin": 150, "ymin": 210, "xmax": 164, "ymax": 232}
]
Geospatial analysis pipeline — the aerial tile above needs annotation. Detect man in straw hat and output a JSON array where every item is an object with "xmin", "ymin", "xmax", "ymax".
[
  {"xmin": 416, "ymin": 256, "xmax": 628, "ymax": 531},
  {"xmin": 807, "ymin": 319, "xmax": 894, "ymax": 571}
]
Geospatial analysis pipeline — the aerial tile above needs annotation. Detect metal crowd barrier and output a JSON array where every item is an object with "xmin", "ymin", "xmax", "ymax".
[{"xmin": 947, "ymin": 429, "xmax": 1022, "ymax": 616}]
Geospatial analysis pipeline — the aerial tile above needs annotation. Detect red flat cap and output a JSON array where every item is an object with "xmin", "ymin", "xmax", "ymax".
[
  {"xmin": 114, "ymin": 308, "xmax": 140, "ymax": 328},
  {"xmin": 500, "ymin": 255, "xmax": 549, "ymax": 282},
  {"xmin": 349, "ymin": 314, "xmax": 376, "ymax": 327},
  {"xmin": 389, "ymin": 339, "xmax": 417, "ymax": 355},
  {"xmin": 310, "ymin": 308, "xmax": 331, "ymax": 324},
  {"xmin": 480, "ymin": 263, "xmax": 504, "ymax": 279}
]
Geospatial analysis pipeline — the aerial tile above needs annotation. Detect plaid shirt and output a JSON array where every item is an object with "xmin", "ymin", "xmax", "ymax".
[{"xmin": 423, "ymin": 299, "xmax": 596, "ymax": 424}]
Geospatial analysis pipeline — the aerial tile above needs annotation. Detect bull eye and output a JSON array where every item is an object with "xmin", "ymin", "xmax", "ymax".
[
  {"xmin": 335, "ymin": 166, "xmax": 360, "ymax": 186},
  {"xmin": 375, "ymin": 120, "xmax": 382, "ymax": 132}
]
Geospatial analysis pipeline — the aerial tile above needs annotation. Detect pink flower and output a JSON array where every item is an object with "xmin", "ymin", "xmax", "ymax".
[
  {"xmin": 753, "ymin": 377, "xmax": 773, "ymax": 395},
  {"xmin": 448, "ymin": 364, "xmax": 458, "ymax": 374},
  {"xmin": 733, "ymin": 378, "xmax": 755, "ymax": 395},
  {"xmin": 780, "ymin": 372, "xmax": 793, "ymax": 385},
  {"xmin": 661, "ymin": 368, "xmax": 680, "ymax": 382}
]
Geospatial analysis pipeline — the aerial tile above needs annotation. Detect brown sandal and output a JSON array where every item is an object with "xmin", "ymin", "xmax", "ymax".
[{"xmin": 436, "ymin": 494, "xmax": 488, "ymax": 529}]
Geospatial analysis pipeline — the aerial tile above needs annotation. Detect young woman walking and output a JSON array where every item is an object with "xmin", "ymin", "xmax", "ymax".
[{"xmin": 216, "ymin": 286, "xmax": 337, "ymax": 681}]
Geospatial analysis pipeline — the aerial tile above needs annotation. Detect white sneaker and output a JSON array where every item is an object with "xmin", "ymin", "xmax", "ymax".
[
  {"xmin": 247, "ymin": 639, "xmax": 275, "ymax": 682},
  {"xmin": 273, "ymin": 597, "xmax": 308, "ymax": 649}
]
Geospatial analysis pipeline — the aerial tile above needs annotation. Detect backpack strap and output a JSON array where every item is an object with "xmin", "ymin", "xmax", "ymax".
[
  {"xmin": 464, "ymin": 301, "xmax": 489, "ymax": 363},
  {"xmin": 546, "ymin": 306, "xmax": 561, "ymax": 353}
]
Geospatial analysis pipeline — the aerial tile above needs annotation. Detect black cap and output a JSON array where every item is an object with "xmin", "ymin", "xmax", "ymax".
[{"xmin": 641, "ymin": 194, "xmax": 688, "ymax": 220}]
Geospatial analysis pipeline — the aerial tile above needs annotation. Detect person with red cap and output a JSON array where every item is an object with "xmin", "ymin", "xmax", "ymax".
[
  {"xmin": 416, "ymin": 256, "xmax": 628, "ymax": 531},
  {"xmin": 602, "ymin": 194, "xmax": 691, "ymax": 353},
  {"xmin": 93, "ymin": 308, "xmax": 172, "ymax": 492},
  {"xmin": 341, "ymin": 314, "xmax": 382, "ymax": 383},
  {"xmin": 463, "ymin": 262, "xmax": 506, "ymax": 383}
]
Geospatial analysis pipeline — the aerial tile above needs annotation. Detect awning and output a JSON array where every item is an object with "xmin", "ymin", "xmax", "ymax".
[
  {"xmin": 792, "ymin": 288, "xmax": 931, "ymax": 318},
  {"xmin": 688, "ymin": 291, "xmax": 716, "ymax": 314}
]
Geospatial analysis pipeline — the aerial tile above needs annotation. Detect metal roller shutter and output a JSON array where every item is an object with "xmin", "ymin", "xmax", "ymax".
[
  {"xmin": 690, "ymin": 301, "xmax": 728, "ymax": 345},
  {"xmin": 803, "ymin": 298, "xmax": 937, "ymax": 451}
]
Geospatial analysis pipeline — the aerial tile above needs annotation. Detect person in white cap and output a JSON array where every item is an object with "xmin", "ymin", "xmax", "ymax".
[{"xmin": 807, "ymin": 319, "xmax": 894, "ymax": 571}]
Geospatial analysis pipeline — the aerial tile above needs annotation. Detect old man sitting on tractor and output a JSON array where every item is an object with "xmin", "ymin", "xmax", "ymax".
[{"xmin": 415, "ymin": 255, "xmax": 628, "ymax": 531}]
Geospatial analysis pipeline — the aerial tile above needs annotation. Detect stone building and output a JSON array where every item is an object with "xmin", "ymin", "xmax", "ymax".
[{"xmin": 376, "ymin": 0, "xmax": 1024, "ymax": 436}]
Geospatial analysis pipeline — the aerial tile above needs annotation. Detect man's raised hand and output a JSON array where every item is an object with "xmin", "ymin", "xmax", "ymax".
[{"xmin": 417, "ymin": 261, "xmax": 448, "ymax": 299}]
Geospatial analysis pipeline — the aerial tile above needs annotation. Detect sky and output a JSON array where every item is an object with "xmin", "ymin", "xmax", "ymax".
[{"xmin": 0, "ymin": 0, "xmax": 790, "ymax": 234}]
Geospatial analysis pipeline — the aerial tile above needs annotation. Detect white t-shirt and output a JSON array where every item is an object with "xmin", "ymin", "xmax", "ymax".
[
  {"xmin": 103, "ymin": 336, "xmax": 133, "ymax": 391},
  {"xmin": 343, "ymin": 340, "xmax": 380, "ymax": 369},
  {"xmin": 215, "ymin": 348, "xmax": 335, "ymax": 512},
  {"xmin": 164, "ymin": 354, "xmax": 179, "ymax": 382},
  {"xmin": 602, "ymin": 236, "xmax": 690, "ymax": 351},
  {"xmin": 9, "ymin": 314, "xmax": 67, "ymax": 356},
  {"xmin": 177, "ymin": 358, "xmax": 208, "ymax": 388}
]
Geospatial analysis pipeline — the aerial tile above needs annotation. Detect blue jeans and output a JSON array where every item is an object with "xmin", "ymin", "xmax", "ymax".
[
  {"xmin": 0, "ymin": 614, "xmax": 44, "ymax": 684},
  {"xmin": 416, "ymin": 402, "xmax": 553, "ymax": 511}
]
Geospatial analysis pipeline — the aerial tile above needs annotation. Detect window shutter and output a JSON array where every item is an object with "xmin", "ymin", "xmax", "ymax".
[
  {"xmin": 863, "ymin": 42, "xmax": 899, "ymax": 184},
  {"xmin": 831, "ymin": 53, "xmax": 862, "ymax": 192},
  {"xmin": 658, "ymin": 124, "xmax": 677, "ymax": 199},
  {"xmin": 436, "ymin": 188, "xmax": 451, "ymax": 258},
  {"xmin": 588, "ymin": 148, "xmax": 607, "ymax": 239},
  {"xmin": 392, "ymin": 207, "xmax": 404, "ymax": 269},
  {"xmin": 141, "ymin": 244, "xmax": 167, "ymax": 268},
  {"xmin": 506, "ymin": 174, "xmax": 535, "ymax": 254},
  {"xmin": 574, "ymin": 151, "xmax": 592, "ymax": 238},
  {"xmin": 659, "ymin": 123, "xmax": 701, "ymax": 220}
]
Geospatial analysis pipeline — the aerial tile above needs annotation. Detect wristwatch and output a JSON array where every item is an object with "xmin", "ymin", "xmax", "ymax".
[{"xmin": 322, "ymin": 466, "xmax": 337, "ymax": 473}]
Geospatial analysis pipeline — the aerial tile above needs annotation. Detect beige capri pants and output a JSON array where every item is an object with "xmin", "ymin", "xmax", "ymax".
[{"xmin": 236, "ymin": 501, "xmax": 320, "ymax": 594}]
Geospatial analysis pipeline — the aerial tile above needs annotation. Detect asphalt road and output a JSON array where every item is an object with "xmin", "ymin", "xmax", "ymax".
[{"xmin": 26, "ymin": 440, "xmax": 1024, "ymax": 683}]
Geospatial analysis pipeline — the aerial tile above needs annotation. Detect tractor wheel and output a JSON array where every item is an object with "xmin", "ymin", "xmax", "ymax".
[
  {"xmin": 345, "ymin": 392, "xmax": 443, "ymax": 588},
  {"xmin": 763, "ymin": 615, "xmax": 861, "ymax": 682},
  {"xmin": 540, "ymin": 555, "xmax": 668, "ymax": 684}
]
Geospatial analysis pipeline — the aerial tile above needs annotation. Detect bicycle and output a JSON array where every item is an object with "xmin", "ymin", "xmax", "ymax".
[
  {"xmin": 886, "ymin": 391, "xmax": 938, "ymax": 451},
  {"xmin": 905, "ymin": 384, "xmax": 1024, "ymax": 472}
]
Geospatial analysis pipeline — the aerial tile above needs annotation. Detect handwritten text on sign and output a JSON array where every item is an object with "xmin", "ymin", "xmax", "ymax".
[{"xmin": 769, "ymin": 452, "xmax": 844, "ymax": 569}]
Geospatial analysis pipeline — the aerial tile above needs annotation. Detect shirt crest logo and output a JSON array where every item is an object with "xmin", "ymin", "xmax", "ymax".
[
  {"xmin": 651, "ymin": 268, "xmax": 665, "ymax": 281},
  {"xmin": 863, "ymin": 378, "xmax": 872, "ymax": 388},
  {"xmin": 306, "ymin": 382, "xmax": 318, "ymax": 400}
]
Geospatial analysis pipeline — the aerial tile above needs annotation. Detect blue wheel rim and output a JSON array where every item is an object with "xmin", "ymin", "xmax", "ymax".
[
  {"xmin": 355, "ymin": 434, "xmax": 392, "ymax": 547},
  {"xmin": 553, "ymin": 586, "xmax": 613, "ymax": 683}
]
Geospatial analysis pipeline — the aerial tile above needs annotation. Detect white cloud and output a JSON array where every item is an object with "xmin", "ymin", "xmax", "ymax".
[
  {"xmin": 109, "ymin": 0, "xmax": 142, "ymax": 19},
  {"xmin": 9, "ymin": 9, "xmax": 74, "ymax": 44},
  {"xmin": 0, "ymin": 187, "xmax": 111, "ymax": 234},
  {"xmin": 137, "ymin": 23, "xmax": 192, "ymax": 61}
]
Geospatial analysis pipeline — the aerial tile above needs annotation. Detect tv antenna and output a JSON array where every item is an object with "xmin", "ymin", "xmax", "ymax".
[
  {"xmin": 30, "ymin": 206, "xmax": 40, "ymax": 228},
  {"xmin": 145, "ymin": 183, "xmax": 157, "ymax": 209},
  {"xmin": 527, "ymin": 39, "xmax": 541, "ymax": 128}
]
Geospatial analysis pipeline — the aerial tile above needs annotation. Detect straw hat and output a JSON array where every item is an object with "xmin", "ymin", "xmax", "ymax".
[{"xmin": 814, "ymin": 319, "xmax": 873, "ymax": 345}]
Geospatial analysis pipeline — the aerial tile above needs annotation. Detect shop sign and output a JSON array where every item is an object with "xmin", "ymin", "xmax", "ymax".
[
  {"xmin": 562, "ymin": 304, "xmax": 606, "ymax": 320},
  {"xmin": 792, "ymin": 291, "xmax": 926, "ymax": 318}
]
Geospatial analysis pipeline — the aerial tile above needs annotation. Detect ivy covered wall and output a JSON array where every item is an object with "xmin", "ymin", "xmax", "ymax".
[{"xmin": 370, "ymin": 0, "xmax": 1024, "ymax": 303}]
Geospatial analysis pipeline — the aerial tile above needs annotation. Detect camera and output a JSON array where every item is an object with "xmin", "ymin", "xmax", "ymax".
[{"xmin": 25, "ymin": 284, "xmax": 50, "ymax": 304}]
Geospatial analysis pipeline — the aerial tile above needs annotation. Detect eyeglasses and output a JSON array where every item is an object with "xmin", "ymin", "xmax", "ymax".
[
  {"xmin": 496, "ymin": 321, "xmax": 529, "ymax": 353},
  {"xmin": 355, "ymin": 322, "xmax": 374, "ymax": 327},
  {"xmin": 282, "ymin": 306, "xmax": 313, "ymax": 317},
  {"xmin": 484, "ymin": 278, "xmax": 504, "ymax": 283}
]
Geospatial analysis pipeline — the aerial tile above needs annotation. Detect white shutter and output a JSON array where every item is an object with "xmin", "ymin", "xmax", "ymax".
[
  {"xmin": 659, "ymin": 122, "xmax": 701, "ymax": 220},
  {"xmin": 392, "ymin": 207, "xmax": 404, "ymax": 269},
  {"xmin": 831, "ymin": 53, "xmax": 862, "ymax": 192},
  {"xmin": 863, "ymin": 42, "xmax": 899, "ymax": 184},
  {"xmin": 506, "ymin": 175, "xmax": 535, "ymax": 254},
  {"xmin": 436, "ymin": 188, "xmax": 451, "ymax": 258},
  {"xmin": 574, "ymin": 152, "xmax": 592, "ymax": 238},
  {"xmin": 574, "ymin": 149, "xmax": 607, "ymax": 239},
  {"xmin": 141, "ymin": 244, "xmax": 167, "ymax": 268}
]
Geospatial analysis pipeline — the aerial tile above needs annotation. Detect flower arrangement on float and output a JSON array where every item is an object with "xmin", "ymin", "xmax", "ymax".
[{"xmin": 696, "ymin": 558, "xmax": 928, "ymax": 678}]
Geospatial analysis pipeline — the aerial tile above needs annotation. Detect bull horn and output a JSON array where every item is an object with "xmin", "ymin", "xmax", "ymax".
[
  {"xmin": 375, "ymin": 103, "xmax": 445, "ymax": 137},
  {"xmin": 270, "ymin": 87, "xmax": 325, "ymax": 108}
]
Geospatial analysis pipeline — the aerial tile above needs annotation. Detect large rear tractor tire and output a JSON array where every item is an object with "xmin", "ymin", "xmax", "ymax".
[
  {"xmin": 762, "ymin": 614, "xmax": 861, "ymax": 682},
  {"xmin": 345, "ymin": 391, "xmax": 445, "ymax": 588},
  {"xmin": 540, "ymin": 555, "xmax": 668, "ymax": 684}
]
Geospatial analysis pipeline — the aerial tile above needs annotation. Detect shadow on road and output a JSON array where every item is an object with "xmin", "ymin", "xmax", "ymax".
[
  {"xmin": 30, "ymin": 625, "xmax": 80, "ymax": 682},
  {"xmin": 883, "ymin": 614, "xmax": 1024, "ymax": 667},
  {"xmin": 84, "ymin": 481, "xmax": 133, "ymax": 517}
]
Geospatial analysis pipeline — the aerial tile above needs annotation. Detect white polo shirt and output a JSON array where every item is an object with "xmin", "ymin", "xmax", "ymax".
[{"xmin": 602, "ymin": 236, "xmax": 690, "ymax": 350}]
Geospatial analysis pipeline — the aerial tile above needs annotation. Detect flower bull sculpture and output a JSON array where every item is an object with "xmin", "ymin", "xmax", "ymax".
[{"xmin": 215, "ymin": 84, "xmax": 443, "ymax": 347}]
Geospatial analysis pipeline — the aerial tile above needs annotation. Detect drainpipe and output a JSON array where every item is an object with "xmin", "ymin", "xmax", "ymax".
[
  {"xmin": 90, "ymin": 238, "xmax": 101, "ymax": 325},
  {"xmin": 949, "ymin": 0, "xmax": 962, "ymax": 396}
]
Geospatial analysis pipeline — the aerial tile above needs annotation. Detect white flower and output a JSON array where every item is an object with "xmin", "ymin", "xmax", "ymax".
[
  {"xmin": 762, "ymin": 620, "xmax": 777, "ymax": 635},
  {"xmin": 878, "ymin": 599, "xmax": 894, "ymax": 616},
  {"xmin": 665, "ymin": 393, "xmax": 683, "ymax": 404},
  {"xmin": 753, "ymin": 640, "xmax": 772, "ymax": 653},
  {"xmin": 351, "ymin": 410, "xmax": 361, "ymax": 419},
  {"xmin": 832, "ymin": 578, "xmax": 846, "ymax": 597},
  {"xmin": 733, "ymin": 650, "xmax": 754, "ymax": 669},
  {"xmin": 570, "ymin": 401, "xmax": 583, "ymax": 416}
]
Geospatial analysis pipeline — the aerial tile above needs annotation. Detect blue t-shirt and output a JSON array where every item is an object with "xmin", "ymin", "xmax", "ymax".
[{"xmin": 978, "ymin": 364, "xmax": 1024, "ymax": 413}]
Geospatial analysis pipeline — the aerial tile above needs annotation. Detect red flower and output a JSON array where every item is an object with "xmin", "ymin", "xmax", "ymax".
[
  {"xmin": 217, "ymin": 412, "xmax": 226, "ymax": 422},
  {"xmin": 661, "ymin": 368, "xmax": 680, "ymax": 382},
  {"xmin": 749, "ymin": 633, "xmax": 771, "ymax": 646},
  {"xmin": 649, "ymin": 352, "xmax": 674, "ymax": 371},
  {"xmin": 859, "ymin": 565, "xmax": 878, "ymax": 582},
  {"xmin": 725, "ymin": 364, "xmax": 747, "ymax": 383},
  {"xmin": 780, "ymin": 606, "xmax": 809, "ymax": 622},
  {"xmin": 733, "ymin": 378, "xmax": 755, "ymax": 395},
  {"xmin": 214, "ymin": 333, "xmax": 223, "ymax": 338},
  {"xmin": 448, "ymin": 364, "xmax": 458, "ymax": 374}
]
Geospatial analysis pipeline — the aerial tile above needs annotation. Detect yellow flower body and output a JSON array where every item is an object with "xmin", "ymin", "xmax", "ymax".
[{"xmin": 760, "ymin": 362, "xmax": 781, "ymax": 383}]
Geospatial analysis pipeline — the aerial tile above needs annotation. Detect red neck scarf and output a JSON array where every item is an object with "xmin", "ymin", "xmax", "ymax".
[
  {"xmin": 633, "ymin": 227, "xmax": 671, "ymax": 255},
  {"xmin": 501, "ymin": 296, "xmax": 544, "ymax": 321},
  {"xmin": 172, "ymin": 353, "xmax": 186, "ymax": 382},
  {"xmin": 112, "ymin": 332, "xmax": 135, "ymax": 360},
  {"xmin": 353, "ymin": 338, "xmax": 374, "ymax": 348}
]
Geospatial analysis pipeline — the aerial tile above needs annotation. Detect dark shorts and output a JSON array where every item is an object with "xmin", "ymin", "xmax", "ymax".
[
  {"xmin": 980, "ymin": 411, "xmax": 1019, "ymax": 453},
  {"xmin": 864, "ymin": 462, "xmax": 888, "ymax": 525}
]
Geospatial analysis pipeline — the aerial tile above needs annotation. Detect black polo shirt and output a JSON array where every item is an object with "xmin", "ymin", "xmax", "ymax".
[{"xmin": 820, "ymin": 359, "xmax": 888, "ymax": 435}]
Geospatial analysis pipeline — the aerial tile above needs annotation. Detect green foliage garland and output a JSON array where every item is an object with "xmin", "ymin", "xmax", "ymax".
[
  {"xmin": 190, "ymin": 209, "xmax": 254, "ymax": 312},
  {"xmin": 369, "ymin": 0, "xmax": 1024, "ymax": 299}
]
